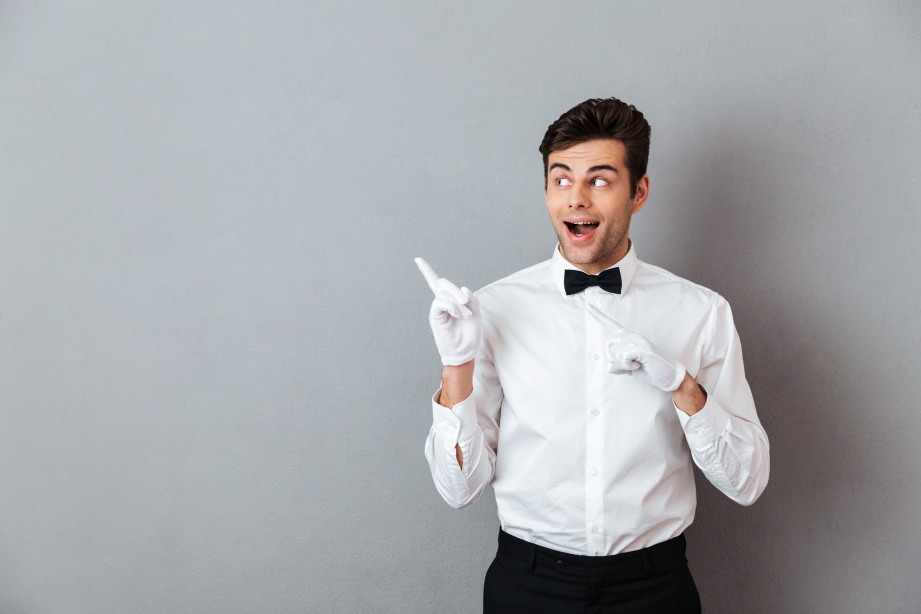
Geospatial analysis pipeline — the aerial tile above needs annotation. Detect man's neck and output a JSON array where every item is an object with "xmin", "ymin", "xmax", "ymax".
[{"xmin": 559, "ymin": 239, "xmax": 632, "ymax": 275}]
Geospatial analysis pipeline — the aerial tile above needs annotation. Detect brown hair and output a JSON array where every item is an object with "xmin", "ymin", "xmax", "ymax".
[{"xmin": 539, "ymin": 97, "xmax": 651, "ymax": 195}]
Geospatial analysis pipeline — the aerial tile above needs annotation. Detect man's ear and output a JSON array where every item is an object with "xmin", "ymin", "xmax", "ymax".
[{"xmin": 631, "ymin": 175, "xmax": 650, "ymax": 214}]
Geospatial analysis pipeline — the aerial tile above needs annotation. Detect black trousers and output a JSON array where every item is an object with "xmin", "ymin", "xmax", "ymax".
[{"xmin": 483, "ymin": 530, "xmax": 701, "ymax": 614}]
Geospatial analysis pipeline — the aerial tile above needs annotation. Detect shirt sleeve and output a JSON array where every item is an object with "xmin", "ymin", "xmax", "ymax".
[
  {"xmin": 423, "ymin": 345, "xmax": 503, "ymax": 509},
  {"xmin": 674, "ymin": 297, "xmax": 770, "ymax": 506}
]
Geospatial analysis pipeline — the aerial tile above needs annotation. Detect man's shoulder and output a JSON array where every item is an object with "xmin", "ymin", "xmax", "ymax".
[
  {"xmin": 634, "ymin": 258, "xmax": 728, "ymax": 309},
  {"xmin": 476, "ymin": 258, "xmax": 554, "ymax": 298}
]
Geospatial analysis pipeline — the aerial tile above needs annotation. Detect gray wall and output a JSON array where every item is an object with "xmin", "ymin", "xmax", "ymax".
[{"xmin": 1, "ymin": 1, "xmax": 919, "ymax": 612}]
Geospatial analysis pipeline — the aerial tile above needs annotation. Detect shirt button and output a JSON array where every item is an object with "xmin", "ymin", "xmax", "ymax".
[
  {"xmin": 591, "ymin": 408, "xmax": 600, "ymax": 418},
  {"xmin": 591, "ymin": 525, "xmax": 600, "ymax": 534},
  {"xmin": 592, "ymin": 353, "xmax": 600, "ymax": 362},
  {"xmin": 591, "ymin": 468, "xmax": 600, "ymax": 478}
]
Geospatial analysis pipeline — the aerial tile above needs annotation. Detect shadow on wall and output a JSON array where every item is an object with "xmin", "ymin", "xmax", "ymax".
[{"xmin": 672, "ymin": 117, "xmax": 870, "ymax": 613}]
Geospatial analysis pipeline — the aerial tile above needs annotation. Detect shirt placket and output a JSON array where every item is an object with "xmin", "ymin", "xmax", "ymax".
[{"xmin": 583, "ymin": 289, "xmax": 607, "ymax": 556}]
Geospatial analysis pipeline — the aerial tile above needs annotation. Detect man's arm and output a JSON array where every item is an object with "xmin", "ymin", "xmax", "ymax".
[
  {"xmin": 671, "ymin": 372, "xmax": 707, "ymax": 416},
  {"xmin": 416, "ymin": 257, "xmax": 500, "ymax": 509},
  {"xmin": 674, "ymin": 298, "xmax": 770, "ymax": 505},
  {"xmin": 424, "ymin": 350, "xmax": 501, "ymax": 509},
  {"xmin": 438, "ymin": 361, "xmax": 474, "ymax": 468}
]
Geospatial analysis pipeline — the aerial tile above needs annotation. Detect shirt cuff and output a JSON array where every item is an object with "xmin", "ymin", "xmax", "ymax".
[
  {"xmin": 674, "ymin": 392, "xmax": 731, "ymax": 449},
  {"xmin": 431, "ymin": 388, "xmax": 480, "ymax": 443}
]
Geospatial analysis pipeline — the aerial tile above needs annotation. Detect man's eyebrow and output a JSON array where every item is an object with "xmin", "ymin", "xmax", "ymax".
[
  {"xmin": 548, "ymin": 163, "xmax": 619, "ymax": 174},
  {"xmin": 588, "ymin": 165, "xmax": 619, "ymax": 174}
]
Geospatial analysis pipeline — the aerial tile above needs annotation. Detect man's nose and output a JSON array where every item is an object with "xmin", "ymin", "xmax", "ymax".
[{"xmin": 569, "ymin": 182, "xmax": 589, "ymax": 208}]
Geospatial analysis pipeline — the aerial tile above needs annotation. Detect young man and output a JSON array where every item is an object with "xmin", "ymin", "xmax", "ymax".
[{"xmin": 416, "ymin": 97, "xmax": 769, "ymax": 612}]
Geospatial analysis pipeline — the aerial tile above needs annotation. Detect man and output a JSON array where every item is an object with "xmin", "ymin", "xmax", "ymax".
[{"xmin": 416, "ymin": 97, "xmax": 769, "ymax": 613}]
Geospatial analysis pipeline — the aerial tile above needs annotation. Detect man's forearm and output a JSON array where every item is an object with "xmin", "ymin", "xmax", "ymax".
[
  {"xmin": 439, "ymin": 360, "xmax": 474, "ymax": 469},
  {"xmin": 440, "ymin": 360, "xmax": 474, "ymax": 408},
  {"xmin": 671, "ymin": 371, "xmax": 707, "ymax": 416}
]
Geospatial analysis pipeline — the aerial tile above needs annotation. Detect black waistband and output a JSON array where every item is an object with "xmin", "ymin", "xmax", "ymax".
[{"xmin": 497, "ymin": 530, "xmax": 688, "ymax": 577}]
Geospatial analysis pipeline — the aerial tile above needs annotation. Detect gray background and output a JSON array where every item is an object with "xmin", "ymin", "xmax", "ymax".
[{"xmin": 1, "ymin": 1, "xmax": 919, "ymax": 612}]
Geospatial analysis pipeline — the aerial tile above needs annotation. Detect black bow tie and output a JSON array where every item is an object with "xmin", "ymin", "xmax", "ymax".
[{"xmin": 564, "ymin": 268, "xmax": 622, "ymax": 295}]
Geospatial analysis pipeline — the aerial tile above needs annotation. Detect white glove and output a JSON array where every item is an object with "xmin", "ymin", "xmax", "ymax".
[
  {"xmin": 587, "ymin": 303, "xmax": 686, "ymax": 392},
  {"xmin": 415, "ymin": 257, "xmax": 482, "ymax": 366}
]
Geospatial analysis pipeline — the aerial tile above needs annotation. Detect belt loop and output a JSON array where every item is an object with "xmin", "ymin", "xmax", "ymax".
[
  {"xmin": 641, "ymin": 548, "xmax": 652, "ymax": 575},
  {"xmin": 528, "ymin": 544, "xmax": 537, "ymax": 572}
]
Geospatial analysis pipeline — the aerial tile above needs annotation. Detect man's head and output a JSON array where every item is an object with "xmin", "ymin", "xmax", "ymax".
[
  {"xmin": 539, "ymin": 97, "xmax": 650, "ymax": 196},
  {"xmin": 540, "ymin": 98, "xmax": 652, "ymax": 274}
]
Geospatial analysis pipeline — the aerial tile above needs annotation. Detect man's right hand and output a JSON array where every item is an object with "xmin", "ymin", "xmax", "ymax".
[{"xmin": 415, "ymin": 257, "xmax": 482, "ymax": 366}]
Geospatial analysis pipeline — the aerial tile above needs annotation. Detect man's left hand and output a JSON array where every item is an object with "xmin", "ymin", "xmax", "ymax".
[{"xmin": 587, "ymin": 303, "xmax": 686, "ymax": 392}]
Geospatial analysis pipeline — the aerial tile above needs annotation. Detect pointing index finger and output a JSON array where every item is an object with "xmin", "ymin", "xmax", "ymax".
[{"xmin": 414, "ymin": 257, "xmax": 440, "ymax": 294}]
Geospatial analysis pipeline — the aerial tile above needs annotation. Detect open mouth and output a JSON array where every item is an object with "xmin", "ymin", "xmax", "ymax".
[{"xmin": 564, "ymin": 221, "xmax": 600, "ymax": 238}]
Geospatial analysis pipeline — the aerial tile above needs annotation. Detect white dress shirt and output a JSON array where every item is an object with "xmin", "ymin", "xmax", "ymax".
[{"xmin": 424, "ymin": 243, "xmax": 770, "ymax": 556}]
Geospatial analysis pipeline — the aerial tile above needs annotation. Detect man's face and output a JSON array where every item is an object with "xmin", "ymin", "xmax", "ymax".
[{"xmin": 545, "ymin": 139, "xmax": 649, "ymax": 274}]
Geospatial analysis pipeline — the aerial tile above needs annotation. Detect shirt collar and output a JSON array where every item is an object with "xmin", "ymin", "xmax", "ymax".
[{"xmin": 550, "ymin": 241, "xmax": 639, "ymax": 297}]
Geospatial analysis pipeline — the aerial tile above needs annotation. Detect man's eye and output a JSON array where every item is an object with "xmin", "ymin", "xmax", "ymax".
[
  {"xmin": 555, "ymin": 177, "xmax": 572, "ymax": 187},
  {"xmin": 591, "ymin": 178, "xmax": 609, "ymax": 187}
]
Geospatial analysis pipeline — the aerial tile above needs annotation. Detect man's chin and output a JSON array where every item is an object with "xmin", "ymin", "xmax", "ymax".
[{"xmin": 558, "ymin": 242, "xmax": 598, "ymax": 266}]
